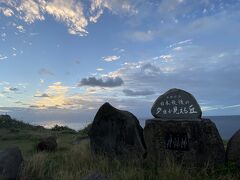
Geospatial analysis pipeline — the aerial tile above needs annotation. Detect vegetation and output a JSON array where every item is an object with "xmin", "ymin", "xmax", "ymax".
[
  {"xmin": 0, "ymin": 115, "xmax": 36, "ymax": 130},
  {"xmin": 20, "ymin": 143, "xmax": 240, "ymax": 180},
  {"xmin": 51, "ymin": 125, "xmax": 77, "ymax": 134},
  {"xmin": 1, "ymin": 116, "xmax": 240, "ymax": 180}
]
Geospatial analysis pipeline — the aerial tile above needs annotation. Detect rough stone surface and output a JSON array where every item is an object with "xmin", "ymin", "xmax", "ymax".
[
  {"xmin": 83, "ymin": 172, "xmax": 108, "ymax": 180},
  {"xmin": 144, "ymin": 119, "xmax": 225, "ymax": 166},
  {"xmin": 151, "ymin": 88, "xmax": 202, "ymax": 119},
  {"xmin": 0, "ymin": 147, "xmax": 23, "ymax": 180},
  {"xmin": 226, "ymin": 129, "xmax": 240, "ymax": 166},
  {"xmin": 36, "ymin": 136, "xmax": 57, "ymax": 152},
  {"xmin": 89, "ymin": 102, "xmax": 146, "ymax": 158}
]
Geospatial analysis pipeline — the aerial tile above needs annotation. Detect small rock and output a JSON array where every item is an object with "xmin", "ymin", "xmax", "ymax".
[
  {"xmin": 226, "ymin": 129, "xmax": 240, "ymax": 166},
  {"xmin": 0, "ymin": 147, "xmax": 23, "ymax": 180},
  {"xmin": 89, "ymin": 102, "xmax": 146, "ymax": 158},
  {"xmin": 36, "ymin": 136, "xmax": 57, "ymax": 152}
]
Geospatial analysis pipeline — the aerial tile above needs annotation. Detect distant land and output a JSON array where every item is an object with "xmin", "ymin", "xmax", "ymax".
[{"xmin": 1, "ymin": 113, "xmax": 240, "ymax": 140}]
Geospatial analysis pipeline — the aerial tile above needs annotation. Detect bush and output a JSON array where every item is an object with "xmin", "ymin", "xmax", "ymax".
[{"xmin": 51, "ymin": 125, "xmax": 76, "ymax": 134}]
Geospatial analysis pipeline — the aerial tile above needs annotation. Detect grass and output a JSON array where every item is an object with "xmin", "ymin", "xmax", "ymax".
[
  {"xmin": 19, "ymin": 140, "xmax": 240, "ymax": 180},
  {"xmin": 1, "ymin": 116, "xmax": 240, "ymax": 180}
]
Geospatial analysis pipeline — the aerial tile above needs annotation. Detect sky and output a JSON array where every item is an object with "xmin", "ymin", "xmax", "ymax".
[{"xmin": 0, "ymin": 0, "xmax": 240, "ymax": 129}]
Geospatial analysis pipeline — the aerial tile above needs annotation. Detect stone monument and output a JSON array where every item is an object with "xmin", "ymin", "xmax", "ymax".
[
  {"xmin": 89, "ymin": 102, "xmax": 146, "ymax": 159},
  {"xmin": 144, "ymin": 88, "xmax": 225, "ymax": 167},
  {"xmin": 151, "ymin": 88, "xmax": 202, "ymax": 119}
]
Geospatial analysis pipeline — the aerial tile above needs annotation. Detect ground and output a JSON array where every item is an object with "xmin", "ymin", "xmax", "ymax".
[{"xmin": 0, "ymin": 116, "xmax": 240, "ymax": 180}]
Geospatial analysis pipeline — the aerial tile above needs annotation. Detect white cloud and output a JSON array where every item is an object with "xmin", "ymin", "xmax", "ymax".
[
  {"xmin": 103, "ymin": 55, "xmax": 120, "ymax": 62},
  {"xmin": 173, "ymin": 46, "xmax": 183, "ymax": 51},
  {"xmin": 159, "ymin": 54, "xmax": 173, "ymax": 61},
  {"xmin": 169, "ymin": 39, "xmax": 192, "ymax": 48},
  {"xmin": 0, "ymin": 54, "xmax": 8, "ymax": 60},
  {"xmin": 89, "ymin": 0, "xmax": 138, "ymax": 23},
  {"xmin": 0, "ymin": 0, "xmax": 88, "ymax": 36},
  {"xmin": 153, "ymin": 54, "xmax": 173, "ymax": 61},
  {"xmin": 0, "ymin": 7, "xmax": 14, "ymax": 16},
  {"xmin": 96, "ymin": 68, "xmax": 104, "ymax": 71},
  {"xmin": 0, "ymin": 0, "xmax": 139, "ymax": 36},
  {"xmin": 16, "ymin": 25, "xmax": 25, "ymax": 32},
  {"xmin": 45, "ymin": 0, "xmax": 88, "ymax": 36},
  {"xmin": 16, "ymin": 0, "xmax": 45, "ymax": 23}
]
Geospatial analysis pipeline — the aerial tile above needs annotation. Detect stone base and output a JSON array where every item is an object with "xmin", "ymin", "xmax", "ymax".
[{"xmin": 144, "ymin": 119, "xmax": 225, "ymax": 167}]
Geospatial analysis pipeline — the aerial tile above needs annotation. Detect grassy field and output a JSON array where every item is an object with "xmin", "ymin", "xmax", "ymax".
[{"xmin": 0, "ymin": 115, "xmax": 240, "ymax": 180}]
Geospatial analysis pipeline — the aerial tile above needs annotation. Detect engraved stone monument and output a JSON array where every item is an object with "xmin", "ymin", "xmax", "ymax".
[
  {"xmin": 151, "ymin": 88, "xmax": 202, "ymax": 119},
  {"xmin": 144, "ymin": 88, "xmax": 225, "ymax": 167}
]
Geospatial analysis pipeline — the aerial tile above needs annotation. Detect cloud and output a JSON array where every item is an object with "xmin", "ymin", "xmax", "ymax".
[
  {"xmin": 0, "ymin": 7, "xmax": 14, "ymax": 16},
  {"xmin": 159, "ymin": 54, "xmax": 173, "ymax": 61},
  {"xmin": 4, "ymin": 87, "xmax": 19, "ymax": 92},
  {"xmin": 0, "ymin": 54, "xmax": 8, "ymax": 60},
  {"xmin": 38, "ymin": 68, "xmax": 54, "ymax": 76},
  {"xmin": 34, "ymin": 82, "xmax": 69, "ymax": 109},
  {"xmin": 34, "ymin": 93, "xmax": 50, "ymax": 98},
  {"xmin": 45, "ymin": 0, "xmax": 88, "ymax": 36},
  {"xmin": 16, "ymin": 0, "xmax": 45, "ymax": 23},
  {"xmin": 173, "ymin": 46, "xmax": 183, "ymax": 51},
  {"xmin": 16, "ymin": 25, "xmax": 25, "ymax": 32},
  {"xmin": 79, "ymin": 76, "xmax": 124, "ymax": 87},
  {"xmin": 126, "ymin": 30, "xmax": 155, "ymax": 42},
  {"xmin": 96, "ymin": 68, "xmax": 104, "ymax": 71},
  {"xmin": 123, "ymin": 89, "xmax": 155, "ymax": 96},
  {"xmin": 113, "ymin": 48, "xmax": 125, "ymax": 53},
  {"xmin": 103, "ymin": 55, "xmax": 120, "ymax": 62},
  {"xmin": 169, "ymin": 39, "xmax": 192, "ymax": 48},
  {"xmin": 89, "ymin": 0, "xmax": 138, "ymax": 23},
  {"xmin": 0, "ymin": 0, "xmax": 139, "ymax": 36}
]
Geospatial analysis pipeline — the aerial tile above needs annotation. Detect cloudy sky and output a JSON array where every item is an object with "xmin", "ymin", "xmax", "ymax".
[{"xmin": 0, "ymin": 0, "xmax": 240, "ymax": 129}]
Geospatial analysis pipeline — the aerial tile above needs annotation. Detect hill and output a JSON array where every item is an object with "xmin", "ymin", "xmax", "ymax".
[{"xmin": 0, "ymin": 115, "xmax": 38, "ymax": 130}]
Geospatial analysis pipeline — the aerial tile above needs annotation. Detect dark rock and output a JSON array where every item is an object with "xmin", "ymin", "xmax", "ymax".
[
  {"xmin": 0, "ymin": 147, "xmax": 23, "ymax": 180},
  {"xmin": 89, "ymin": 102, "xmax": 146, "ymax": 158},
  {"xmin": 226, "ymin": 129, "xmax": 240, "ymax": 166},
  {"xmin": 151, "ymin": 88, "xmax": 202, "ymax": 119},
  {"xmin": 144, "ymin": 118, "xmax": 225, "ymax": 167},
  {"xmin": 36, "ymin": 136, "xmax": 57, "ymax": 152},
  {"xmin": 83, "ymin": 172, "xmax": 108, "ymax": 180}
]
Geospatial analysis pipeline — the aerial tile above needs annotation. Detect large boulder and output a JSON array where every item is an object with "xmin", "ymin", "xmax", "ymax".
[
  {"xmin": 89, "ymin": 102, "xmax": 146, "ymax": 158},
  {"xmin": 144, "ymin": 119, "xmax": 225, "ymax": 167},
  {"xmin": 36, "ymin": 136, "xmax": 57, "ymax": 152},
  {"xmin": 226, "ymin": 129, "xmax": 240, "ymax": 166},
  {"xmin": 0, "ymin": 147, "xmax": 23, "ymax": 180}
]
